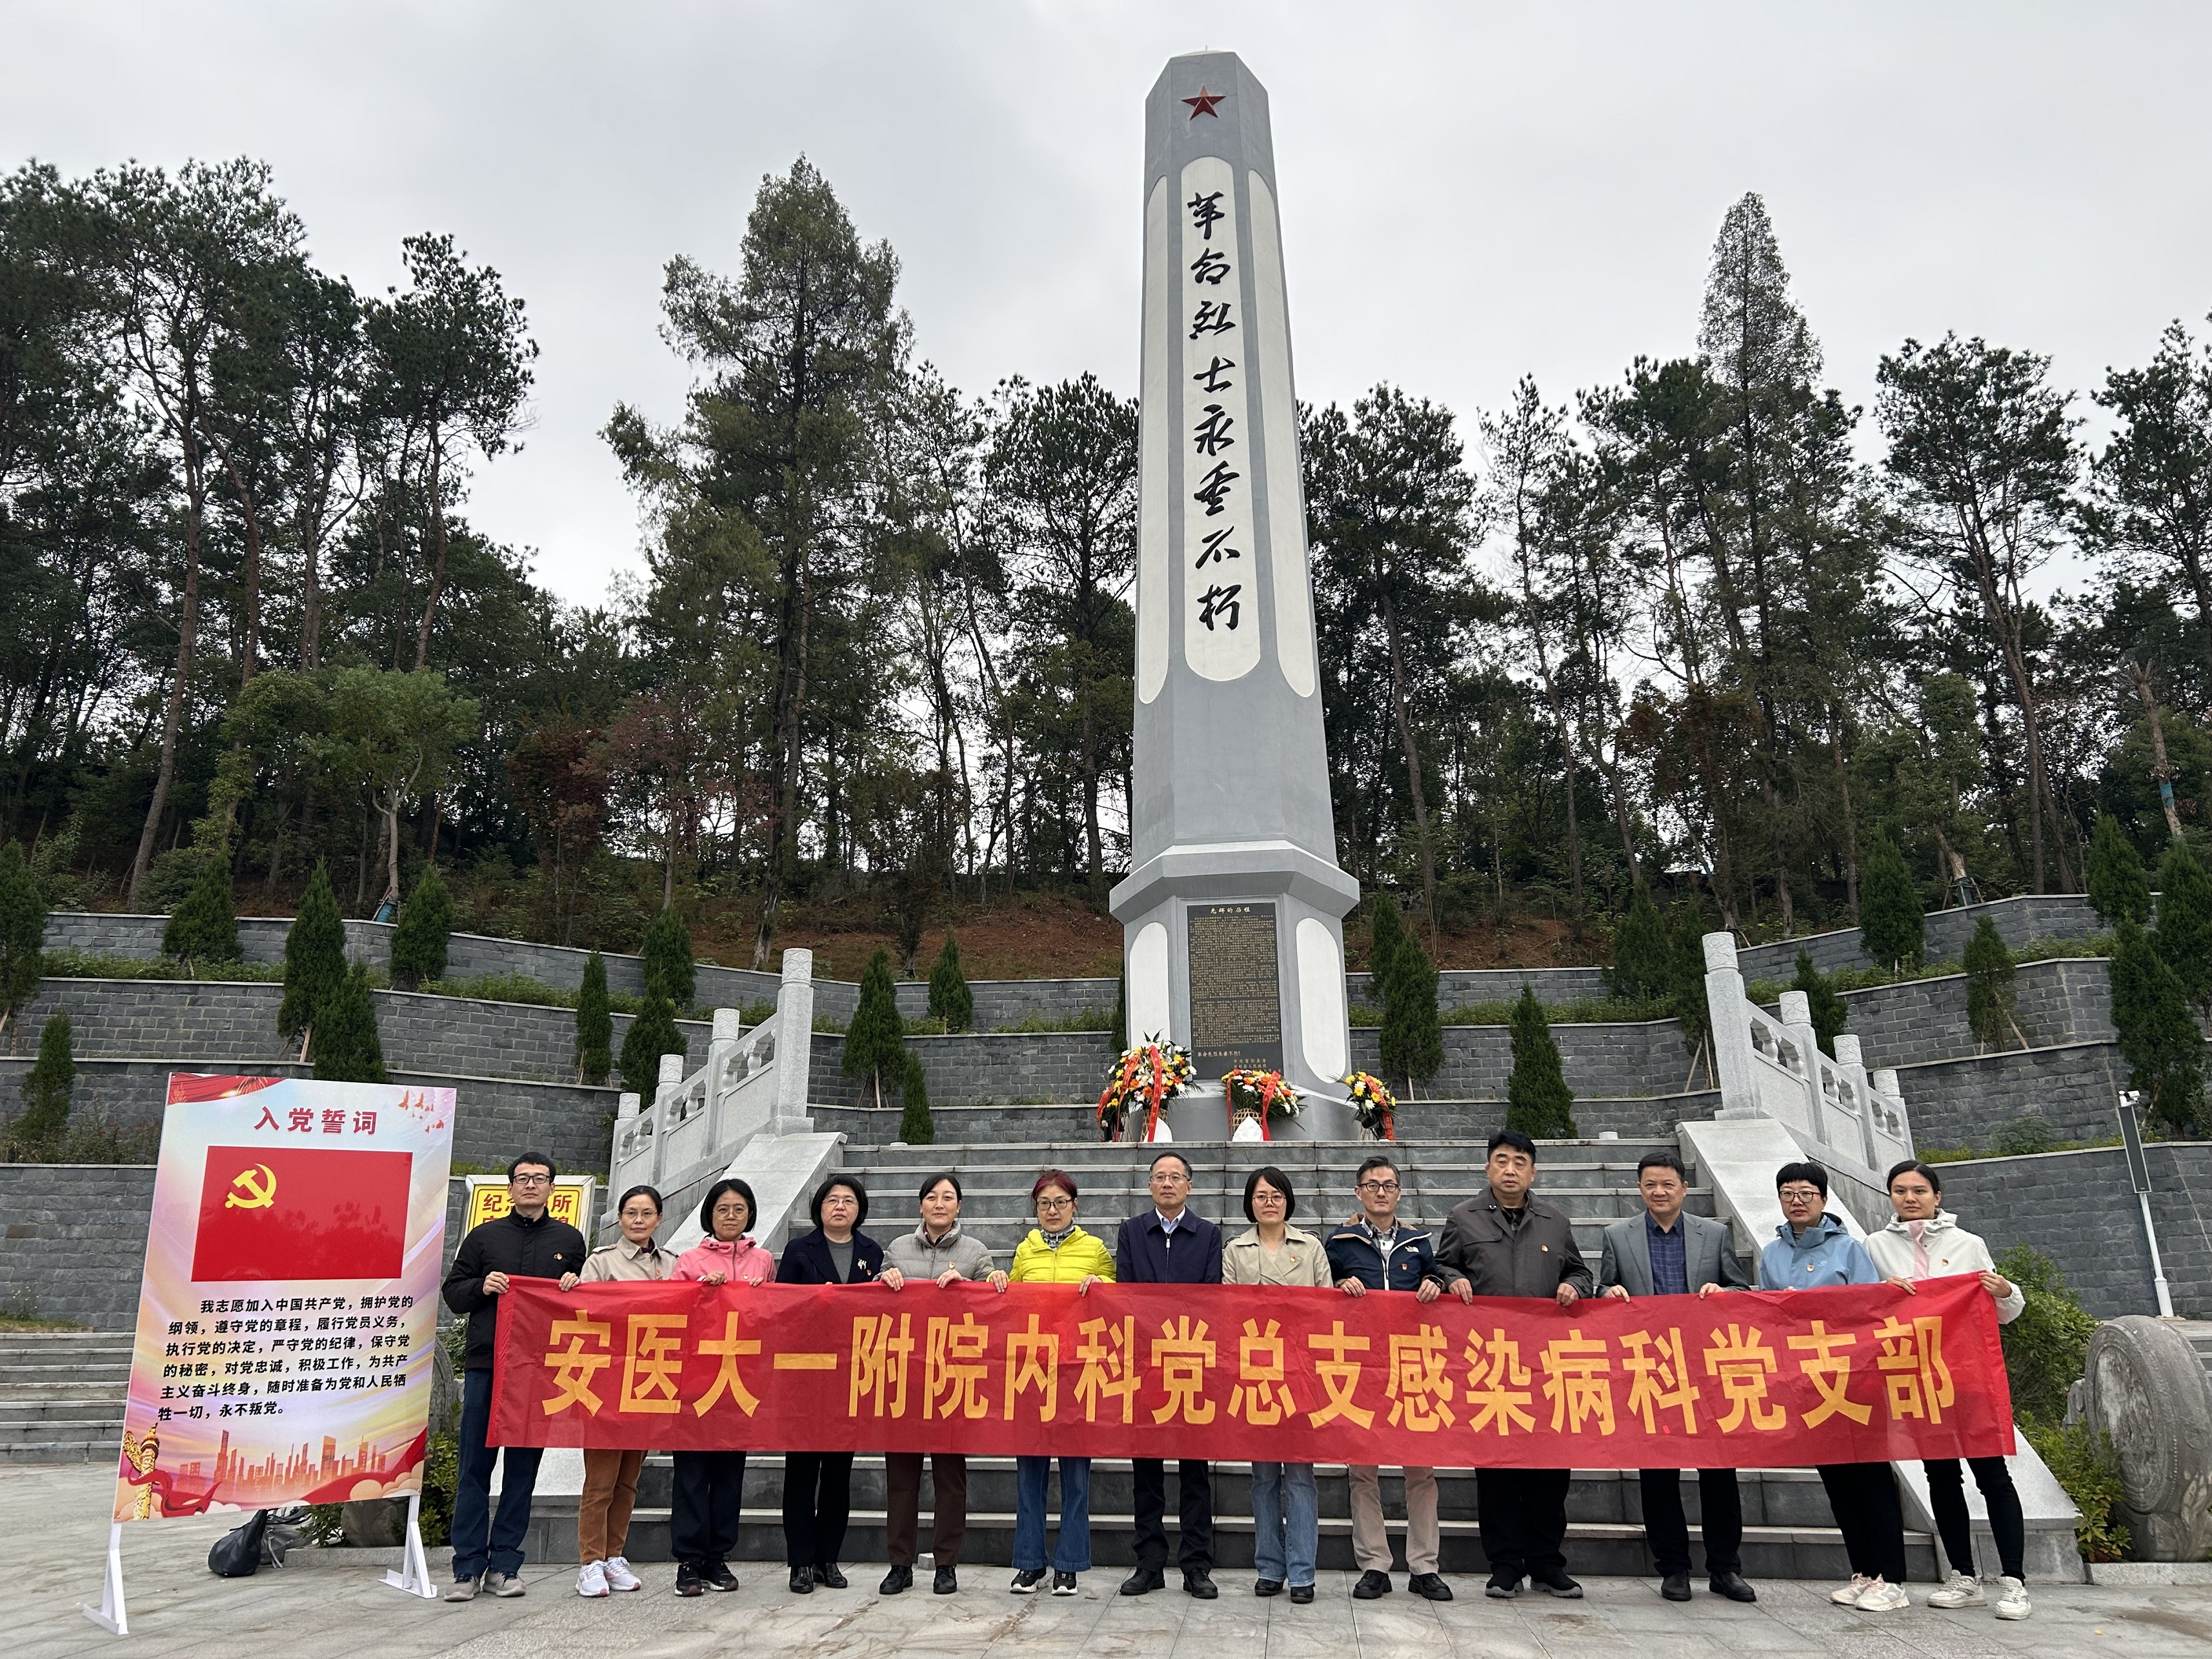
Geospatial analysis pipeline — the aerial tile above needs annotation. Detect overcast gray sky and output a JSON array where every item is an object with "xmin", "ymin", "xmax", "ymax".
[{"xmin": 10, "ymin": 2, "xmax": 2211, "ymax": 607}]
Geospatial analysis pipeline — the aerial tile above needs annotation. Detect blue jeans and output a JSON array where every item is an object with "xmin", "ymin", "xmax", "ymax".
[
  {"xmin": 1251, "ymin": 1462, "xmax": 1319, "ymax": 1587},
  {"xmin": 1013, "ymin": 1456, "xmax": 1091, "ymax": 1572},
  {"xmin": 451, "ymin": 1367, "xmax": 545, "ymax": 1582}
]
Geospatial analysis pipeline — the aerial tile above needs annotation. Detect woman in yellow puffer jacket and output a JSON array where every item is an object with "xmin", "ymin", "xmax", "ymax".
[{"xmin": 1000, "ymin": 1169, "xmax": 1112, "ymax": 1593}]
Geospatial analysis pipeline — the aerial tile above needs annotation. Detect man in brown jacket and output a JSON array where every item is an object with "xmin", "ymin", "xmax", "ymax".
[{"xmin": 1436, "ymin": 1129, "xmax": 1593, "ymax": 1601}]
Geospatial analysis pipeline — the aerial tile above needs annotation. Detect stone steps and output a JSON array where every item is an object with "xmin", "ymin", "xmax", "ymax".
[{"xmin": 0, "ymin": 1331, "xmax": 130, "ymax": 1463}]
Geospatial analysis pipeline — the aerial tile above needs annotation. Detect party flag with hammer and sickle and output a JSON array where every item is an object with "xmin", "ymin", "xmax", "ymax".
[{"xmin": 192, "ymin": 1145, "xmax": 414, "ymax": 1282}]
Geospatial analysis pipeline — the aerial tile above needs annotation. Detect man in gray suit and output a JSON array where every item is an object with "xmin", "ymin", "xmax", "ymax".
[{"xmin": 1596, "ymin": 1150, "xmax": 1757, "ymax": 1606}]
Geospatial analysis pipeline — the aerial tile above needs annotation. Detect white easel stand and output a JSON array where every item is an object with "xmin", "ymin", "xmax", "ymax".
[
  {"xmin": 381, "ymin": 1493, "xmax": 438, "ymax": 1600},
  {"xmin": 81, "ymin": 1522, "xmax": 128, "ymax": 1635}
]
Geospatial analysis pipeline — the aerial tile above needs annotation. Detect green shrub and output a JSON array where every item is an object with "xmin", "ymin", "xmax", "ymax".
[
  {"xmin": 1858, "ymin": 831, "xmax": 1924, "ymax": 970},
  {"xmin": 1993, "ymin": 1112, "xmax": 2056, "ymax": 1157},
  {"xmin": 575, "ymin": 950, "xmax": 612, "ymax": 1087},
  {"xmin": 0, "ymin": 841, "xmax": 46, "ymax": 1046},
  {"xmin": 423, "ymin": 972, "xmax": 570, "ymax": 1007},
  {"xmin": 2110, "ymin": 916, "xmax": 2207, "ymax": 1132},
  {"xmin": 619, "ymin": 993, "xmax": 683, "ymax": 1099},
  {"xmin": 898, "ymin": 1051, "xmax": 935, "ymax": 1145},
  {"xmin": 162, "ymin": 847, "xmax": 239, "ymax": 968},
  {"xmin": 641, "ymin": 908, "xmax": 694, "ymax": 1009},
  {"xmin": 927, "ymin": 932, "xmax": 974, "ymax": 1033},
  {"xmin": 278, "ymin": 866, "xmax": 347, "ymax": 1057},
  {"xmin": 2086, "ymin": 812, "xmax": 2153, "ymax": 927},
  {"xmin": 1368, "ymin": 896, "xmax": 1407, "ymax": 991},
  {"xmin": 17, "ymin": 1010, "xmax": 74, "ymax": 1142},
  {"xmin": 2024, "ymin": 1421, "xmax": 2131, "ymax": 1563},
  {"xmin": 417, "ymin": 1427, "xmax": 461, "ymax": 1547},
  {"xmin": 312, "ymin": 963, "xmax": 387, "ymax": 1084},
  {"xmin": 1789, "ymin": 948, "xmax": 1848, "ymax": 1057},
  {"xmin": 1378, "ymin": 920, "xmax": 1443, "ymax": 1090},
  {"xmin": 1609, "ymin": 887, "xmax": 1671, "ymax": 1002},
  {"xmin": 388, "ymin": 865, "xmax": 453, "ymax": 989},
  {"xmin": 1504, "ymin": 985, "xmax": 1577, "ymax": 1137},
  {"xmin": 843, "ymin": 948, "xmax": 908, "ymax": 1109},
  {"xmin": 2155, "ymin": 837, "xmax": 2212, "ymax": 1010},
  {"xmin": 1994, "ymin": 1244, "xmax": 2096, "ymax": 1429},
  {"xmin": 1964, "ymin": 916, "xmax": 2019, "ymax": 1049},
  {"xmin": 1668, "ymin": 905, "xmax": 1713, "ymax": 1071}
]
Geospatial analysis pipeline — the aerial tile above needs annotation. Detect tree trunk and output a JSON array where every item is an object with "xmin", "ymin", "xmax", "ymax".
[
  {"xmin": 128, "ymin": 447, "xmax": 205, "ymax": 910},
  {"xmin": 413, "ymin": 433, "xmax": 448, "ymax": 671},
  {"xmin": 1829, "ymin": 715, "xmax": 1861, "ymax": 920},
  {"xmin": 221, "ymin": 452, "xmax": 263, "ymax": 689},
  {"xmin": 2131, "ymin": 658, "xmax": 2186, "ymax": 840},
  {"xmin": 1378, "ymin": 593, "xmax": 1437, "ymax": 930}
]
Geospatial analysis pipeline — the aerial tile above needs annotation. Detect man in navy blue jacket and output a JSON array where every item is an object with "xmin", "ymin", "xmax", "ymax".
[{"xmin": 1114, "ymin": 1150, "xmax": 1224, "ymax": 1599}]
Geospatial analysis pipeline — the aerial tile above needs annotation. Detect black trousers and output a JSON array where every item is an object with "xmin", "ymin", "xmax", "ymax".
[
  {"xmin": 1640, "ymin": 1467, "xmax": 1743, "ymax": 1576},
  {"xmin": 1476, "ymin": 1466, "xmax": 1571, "ymax": 1580},
  {"xmin": 1925, "ymin": 1456, "xmax": 2026, "ymax": 1581},
  {"xmin": 1131, "ymin": 1457, "xmax": 1212, "ymax": 1571},
  {"xmin": 783, "ymin": 1451, "xmax": 855, "ymax": 1569},
  {"xmin": 671, "ymin": 1449, "xmax": 747, "ymax": 1567},
  {"xmin": 1816, "ymin": 1462, "xmax": 1907, "ymax": 1584}
]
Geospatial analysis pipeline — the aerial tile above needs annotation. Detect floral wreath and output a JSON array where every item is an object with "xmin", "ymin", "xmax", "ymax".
[
  {"xmin": 1096, "ymin": 1037, "xmax": 1195, "ymax": 1142},
  {"xmin": 1342, "ymin": 1071, "xmax": 1398, "ymax": 1141},
  {"xmin": 1222, "ymin": 1069, "xmax": 1302, "ymax": 1140}
]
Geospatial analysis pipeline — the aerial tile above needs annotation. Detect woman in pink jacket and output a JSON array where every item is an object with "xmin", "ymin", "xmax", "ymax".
[{"xmin": 668, "ymin": 1178, "xmax": 772, "ymax": 1595}]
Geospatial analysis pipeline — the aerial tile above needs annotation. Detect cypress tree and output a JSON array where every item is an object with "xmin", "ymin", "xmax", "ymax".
[
  {"xmin": 1505, "ymin": 985, "xmax": 1577, "ymax": 1138},
  {"xmin": 1669, "ymin": 905, "xmax": 1714, "ymax": 1076},
  {"xmin": 278, "ymin": 866, "xmax": 348, "ymax": 1061},
  {"xmin": 1857, "ymin": 832, "xmax": 1924, "ymax": 971},
  {"xmin": 843, "ymin": 947, "xmax": 908, "ymax": 1111},
  {"xmin": 641, "ymin": 908, "xmax": 695, "ymax": 1010},
  {"xmin": 1963, "ymin": 916, "xmax": 2020, "ymax": 1051},
  {"xmin": 388, "ymin": 864, "xmax": 453, "ymax": 990},
  {"xmin": 2086, "ymin": 814, "xmax": 2153, "ymax": 927},
  {"xmin": 898, "ymin": 1050, "xmax": 936, "ymax": 1145},
  {"xmin": 575, "ymin": 950, "xmax": 613, "ymax": 1086},
  {"xmin": 0, "ymin": 841, "xmax": 45, "ymax": 1049},
  {"xmin": 619, "ymin": 992, "xmax": 683, "ymax": 1100},
  {"xmin": 17, "ymin": 1009, "xmax": 74, "ymax": 1143},
  {"xmin": 2110, "ymin": 918, "xmax": 2206, "ymax": 1133},
  {"xmin": 1367, "ymin": 897, "xmax": 1407, "ymax": 1007},
  {"xmin": 312, "ymin": 963, "xmax": 387, "ymax": 1084},
  {"xmin": 1378, "ymin": 920, "xmax": 1443, "ymax": 1091},
  {"xmin": 1111, "ymin": 965, "xmax": 1126, "ymax": 1047},
  {"xmin": 2154, "ymin": 838, "xmax": 2212, "ymax": 1012},
  {"xmin": 1790, "ymin": 948, "xmax": 1849, "ymax": 1058},
  {"xmin": 1609, "ymin": 886, "xmax": 1670, "ymax": 1003},
  {"xmin": 927, "ymin": 931, "xmax": 974, "ymax": 1033},
  {"xmin": 163, "ymin": 847, "xmax": 239, "ymax": 970}
]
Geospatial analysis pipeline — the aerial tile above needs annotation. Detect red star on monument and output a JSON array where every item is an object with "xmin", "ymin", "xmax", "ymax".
[{"xmin": 1183, "ymin": 86, "xmax": 1226, "ymax": 119}]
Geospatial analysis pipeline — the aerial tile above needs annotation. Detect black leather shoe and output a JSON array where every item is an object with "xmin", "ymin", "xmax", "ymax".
[
  {"xmin": 1254, "ymin": 1578, "xmax": 1284, "ymax": 1597},
  {"xmin": 1120, "ymin": 1567, "xmax": 1165, "ymax": 1596},
  {"xmin": 1289, "ymin": 1583, "xmax": 1315, "ymax": 1604},
  {"xmin": 934, "ymin": 1565, "xmax": 959, "ymax": 1595},
  {"xmin": 1409, "ymin": 1573, "xmax": 1453, "ymax": 1602},
  {"xmin": 814, "ymin": 1563, "xmax": 847, "ymax": 1589},
  {"xmin": 1354, "ymin": 1569, "xmax": 1393, "ymax": 1600},
  {"xmin": 1183, "ymin": 1567, "xmax": 1218, "ymax": 1600},
  {"xmin": 879, "ymin": 1565, "xmax": 912, "ymax": 1595},
  {"xmin": 1709, "ymin": 1570, "xmax": 1757, "ymax": 1603},
  {"xmin": 703, "ymin": 1561, "xmax": 738, "ymax": 1593},
  {"xmin": 1484, "ymin": 1573, "xmax": 1521, "ymax": 1599},
  {"xmin": 1531, "ymin": 1567, "xmax": 1583, "ymax": 1598},
  {"xmin": 788, "ymin": 1567, "xmax": 814, "ymax": 1594},
  {"xmin": 1660, "ymin": 1571, "xmax": 1692, "ymax": 1602}
]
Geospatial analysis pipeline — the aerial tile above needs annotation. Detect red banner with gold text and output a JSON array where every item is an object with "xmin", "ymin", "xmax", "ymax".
[{"xmin": 490, "ymin": 1276, "xmax": 2013, "ymax": 1468}]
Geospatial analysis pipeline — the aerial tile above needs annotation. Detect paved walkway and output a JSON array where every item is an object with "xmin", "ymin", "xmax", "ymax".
[{"xmin": 8, "ymin": 1465, "xmax": 2212, "ymax": 1658}]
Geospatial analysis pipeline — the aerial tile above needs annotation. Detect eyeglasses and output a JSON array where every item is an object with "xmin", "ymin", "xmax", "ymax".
[
  {"xmin": 1036, "ymin": 1196, "xmax": 1074, "ymax": 1211},
  {"xmin": 510, "ymin": 1174, "xmax": 552, "ymax": 1187},
  {"xmin": 1358, "ymin": 1180, "xmax": 1400, "ymax": 1194},
  {"xmin": 1150, "ymin": 1172, "xmax": 1190, "ymax": 1185},
  {"xmin": 1778, "ymin": 1188, "xmax": 1823, "ymax": 1204}
]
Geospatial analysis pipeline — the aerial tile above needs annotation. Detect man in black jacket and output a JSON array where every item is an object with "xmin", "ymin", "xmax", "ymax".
[
  {"xmin": 439, "ymin": 1151, "xmax": 587, "ymax": 1602},
  {"xmin": 1436, "ymin": 1130, "xmax": 1594, "ymax": 1602},
  {"xmin": 1114, "ymin": 1151, "xmax": 1223, "ymax": 1600}
]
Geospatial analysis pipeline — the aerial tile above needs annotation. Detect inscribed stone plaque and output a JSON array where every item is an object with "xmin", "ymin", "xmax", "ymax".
[{"xmin": 1187, "ymin": 901, "xmax": 1285, "ymax": 1076}]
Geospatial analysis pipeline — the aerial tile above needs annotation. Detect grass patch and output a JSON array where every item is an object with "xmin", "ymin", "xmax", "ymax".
[
  {"xmin": 1354, "ymin": 996, "xmax": 1670, "ymax": 1027},
  {"xmin": 40, "ymin": 949, "xmax": 283, "ymax": 983},
  {"xmin": 422, "ymin": 971, "xmax": 574, "ymax": 1008},
  {"xmin": 987, "ymin": 1007, "xmax": 1118, "ymax": 1034}
]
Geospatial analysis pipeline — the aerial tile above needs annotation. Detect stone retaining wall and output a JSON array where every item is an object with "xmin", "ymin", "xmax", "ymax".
[
  {"xmin": 1895, "ymin": 1041, "xmax": 2127, "ymax": 1151},
  {"xmin": 1736, "ymin": 894, "xmax": 2103, "ymax": 980}
]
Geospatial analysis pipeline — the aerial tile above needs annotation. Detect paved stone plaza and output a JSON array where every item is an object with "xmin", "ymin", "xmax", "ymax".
[{"xmin": 9, "ymin": 1467, "xmax": 2211, "ymax": 1659}]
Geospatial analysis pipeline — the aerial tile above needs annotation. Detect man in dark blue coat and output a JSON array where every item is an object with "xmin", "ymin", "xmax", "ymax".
[{"xmin": 1114, "ymin": 1150, "xmax": 1223, "ymax": 1599}]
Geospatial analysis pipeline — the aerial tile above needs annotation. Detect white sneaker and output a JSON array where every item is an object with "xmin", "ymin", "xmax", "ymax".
[
  {"xmin": 1994, "ymin": 1576, "xmax": 2031, "ymax": 1620},
  {"xmin": 1853, "ymin": 1577, "xmax": 1909, "ymax": 1611},
  {"xmin": 603, "ymin": 1556, "xmax": 642, "ymax": 1593},
  {"xmin": 1924, "ymin": 1570, "xmax": 1987, "ymax": 1608},
  {"xmin": 576, "ymin": 1561, "xmax": 608, "ymax": 1598},
  {"xmin": 1830, "ymin": 1574, "xmax": 1874, "ymax": 1605}
]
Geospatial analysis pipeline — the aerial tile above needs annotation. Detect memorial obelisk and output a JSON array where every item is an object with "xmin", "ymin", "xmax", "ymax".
[{"xmin": 1111, "ymin": 51, "xmax": 1361, "ymax": 1140}]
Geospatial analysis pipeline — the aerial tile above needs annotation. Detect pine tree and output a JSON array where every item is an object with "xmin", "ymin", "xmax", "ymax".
[
  {"xmin": 898, "ymin": 1050, "xmax": 936, "ymax": 1145},
  {"xmin": 278, "ymin": 866, "xmax": 347, "ymax": 1060},
  {"xmin": 1111, "ymin": 966, "xmax": 1126, "ymax": 1047},
  {"xmin": 17, "ymin": 1009, "xmax": 74, "ymax": 1143},
  {"xmin": 1367, "ymin": 897, "xmax": 1407, "ymax": 1007},
  {"xmin": 2086, "ymin": 814, "xmax": 2153, "ymax": 927},
  {"xmin": 619, "ymin": 993, "xmax": 683, "ymax": 1100},
  {"xmin": 843, "ymin": 947, "xmax": 908, "ymax": 1110},
  {"xmin": 2109, "ymin": 918, "xmax": 2206, "ymax": 1133},
  {"xmin": 1378, "ymin": 919, "xmax": 1443, "ymax": 1090},
  {"xmin": 1669, "ymin": 905, "xmax": 1714, "ymax": 1078},
  {"xmin": 2154, "ymin": 838, "xmax": 2212, "ymax": 1011},
  {"xmin": 312, "ymin": 963, "xmax": 387, "ymax": 1084},
  {"xmin": 162, "ymin": 847, "xmax": 239, "ymax": 969},
  {"xmin": 575, "ymin": 950, "xmax": 612, "ymax": 1086},
  {"xmin": 1857, "ymin": 832, "xmax": 1924, "ymax": 971},
  {"xmin": 0, "ymin": 841, "xmax": 45, "ymax": 1049},
  {"xmin": 1505, "ymin": 985, "xmax": 1578, "ymax": 1138},
  {"xmin": 1790, "ymin": 948, "xmax": 1849, "ymax": 1057},
  {"xmin": 1609, "ymin": 886, "xmax": 1670, "ymax": 1003},
  {"xmin": 388, "ymin": 863, "xmax": 453, "ymax": 989},
  {"xmin": 1964, "ymin": 916, "xmax": 2020, "ymax": 1051},
  {"xmin": 641, "ymin": 908, "xmax": 695, "ymax": 1010},
  {"xmin": 927, "ymin": 932, "xmax": 974, "ymax": 1033}
]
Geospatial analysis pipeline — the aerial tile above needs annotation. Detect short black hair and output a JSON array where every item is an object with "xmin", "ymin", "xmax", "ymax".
[
  {"xmin": 1636, "ymin": 1151, "xmax": 1687, "ymax": 1181},
  {"xmin": 1355, "ymin": 1154, "xmax": 1400, "ymax": 1186},
  {"xmin": 1775, "ymin": 1160, "xmax": 1829, "ymax": 1198},
  {"xmin": 1487, "ymin": 1129, "xmax": 1538, "ymax": 1163},
  {"xmin": 507, "ymin": 1151, "xmax": 556, "ymax": 1182},
  {"xmin": 1149, "ymin": 1149, "xmax": 1193, "ymax": 1178},
  {"xmin": 919, "ymin": 1172, "xmax": 963, "ymax": 1204},
  {"xmin": 699, "ymin": 1177, "xmax": 758, "ymax": 1236},
  {"xmin": 615, "ymin": 1184, "xmax": 663, "ymax": 1217},
  {"xmin": 1243, "ymin": 1166, "xmax": 1297, "ymax": 1222},
  {"xmin": 1886, "ymin": 1158, "xmax": 1944, "ymax": 1196},
  {"xmin": 811, "ymin": 1174, "xmax": 869, "ymax": 1230}
]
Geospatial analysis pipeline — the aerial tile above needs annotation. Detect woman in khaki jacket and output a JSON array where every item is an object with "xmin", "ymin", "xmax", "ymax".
[
  {"xmin": 558, "ymin": 1183, "xmax": 674, "ymax": 1598},
  {"xmin": 1222, "ymin": 1166, "xmax": 1331, "ymax": 1603}
]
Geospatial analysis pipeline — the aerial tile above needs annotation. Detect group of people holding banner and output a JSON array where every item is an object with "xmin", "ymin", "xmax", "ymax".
[{"xmin": 437, "ymin": 1132, "xmax": 2031, "ymax": 1621}]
